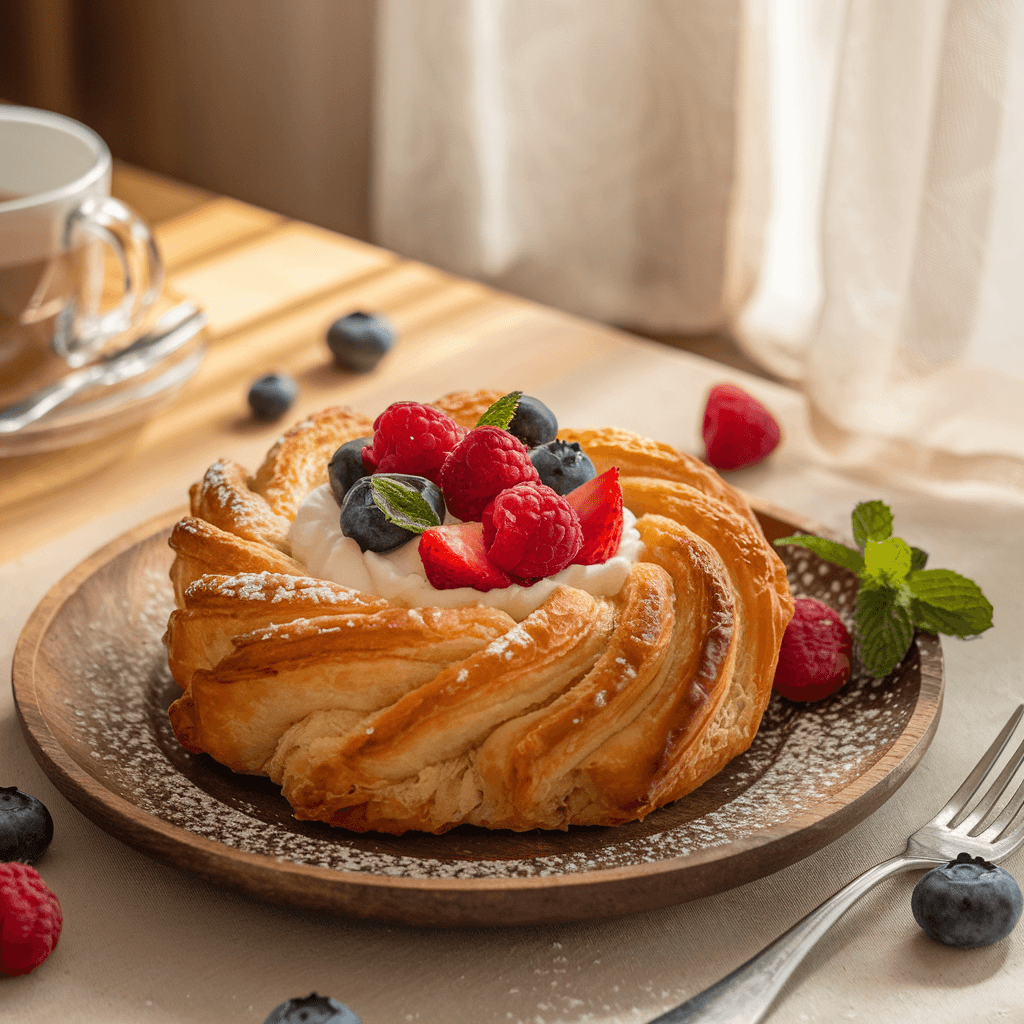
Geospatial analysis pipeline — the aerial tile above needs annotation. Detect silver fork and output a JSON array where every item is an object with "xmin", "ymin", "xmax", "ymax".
[{"xmin": 651, "ymin": 704, "xmax": 1024, "ymax": 1024}]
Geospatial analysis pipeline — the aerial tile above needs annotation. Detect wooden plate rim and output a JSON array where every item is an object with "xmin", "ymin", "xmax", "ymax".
[{"xmin": 11, "ymin": 500, "xmax": 944, "ymax": 922}]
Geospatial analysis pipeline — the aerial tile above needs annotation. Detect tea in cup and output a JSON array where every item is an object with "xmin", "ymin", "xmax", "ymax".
[{"xmin": 0, "ymin": 105, "xmax": 163, "ymax": 408}]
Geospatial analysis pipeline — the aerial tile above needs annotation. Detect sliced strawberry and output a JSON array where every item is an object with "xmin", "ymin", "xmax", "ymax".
[
  {"xmin": 419, "ymin": 522, "xmax": 513, "ymax": 592},
  {"xmin": 564, "ymin": 467, "xmax": 623, "ymax": 565}
]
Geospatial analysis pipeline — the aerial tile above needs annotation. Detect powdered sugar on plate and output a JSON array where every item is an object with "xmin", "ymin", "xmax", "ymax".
[{"xmin": 52, "ymin": 540, "xmax": 930, "ymax": 885}]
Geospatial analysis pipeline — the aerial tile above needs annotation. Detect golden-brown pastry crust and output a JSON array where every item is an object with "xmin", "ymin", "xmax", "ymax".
[
  {"xmin": 164, "ymin": 396, "xmax": 793, "ymax": 833},
  {"xmin": 431, "ymin": 389, "xmax": 504, "ymax": 428},
  {"xmin": 189, "ymin": 461, "xmax": 293, "ymax": 554},
  {"xmin": 253, "ymin": 405, "xmax": 374, "ymax": 519},
  {"xmin": 167, "ymin": 517, "xmax": 305, "ymax": 605}
]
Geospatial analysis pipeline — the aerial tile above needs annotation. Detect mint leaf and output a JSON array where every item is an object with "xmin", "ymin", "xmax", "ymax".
[
  {"xmin": 476, "ymin": 391, "xmax": 522, "ymax": 430},
  {"xmin": 906, "ymin": 569, "xmax": 993, "ymax": 637},
  {"xmin": 369, "ymin": 476, "xmax": 442, "ymax": 534},
  {"xmin": 862, "ymin": 537, "xmax": 913, "ymax": 588},
  {"xmin": 774, "ymin": 534, "xmax": 864, "ymax": 573},
  {"xmin": 855, "ymin": 584, "xmax": 916, "ymax": 678},
  {"xmin": 852, "ymin": 500, "xmax": 893, "ymax": 548},
  {"xmin": 910, "ymin": 546, "xmax": 929, "ymax": 571}
]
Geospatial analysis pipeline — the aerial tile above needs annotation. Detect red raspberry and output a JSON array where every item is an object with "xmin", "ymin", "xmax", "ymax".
[
  {"xmin": 702, "ymin": 383, "xmax": 781, "ymax": 471},
  {"xmin": 482, "ymin": 482, "xmax": 583, "ymax": 579},
  {"xmin": 362, "ymin": 402, "xmax": 465, "ymax": 484},
  {"xmin": 773, "ymin": 597, "xmax": 853, "ymax": 702},
  {"xmin": 0, "ymin": 863, "xmax": 62, "ymax": 976},
  {"xmin": 439, "ymin": 426, "xmax": 540, "ymax": 521}
]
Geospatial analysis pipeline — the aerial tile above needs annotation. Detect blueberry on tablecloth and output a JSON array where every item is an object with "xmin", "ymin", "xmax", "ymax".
[
  {"xmin": 0, "ymin": 786, "xmax": 54, "ymax": 864},
  {"xmin": 262, "ymin": 992, "xmax": 362, "ymax": 1023},
  {"xmin": 912, "ymin": 852, "xmax": 1023, "ymax": 948}
]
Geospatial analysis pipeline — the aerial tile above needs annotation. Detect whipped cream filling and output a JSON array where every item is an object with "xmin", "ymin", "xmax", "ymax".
[{"xmin": 288, "ymin": 483, "xmax": 645, "ymax": 621}]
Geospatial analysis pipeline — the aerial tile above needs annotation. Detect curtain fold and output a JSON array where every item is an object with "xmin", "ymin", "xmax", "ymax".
[
  {"xmin": 376, "ymin": 0, "xmax": 1024, "ymax": 494},
  {"xmin": 374, "ymin": 0, "xmax": 769, "ymax": 333},
  {"xmin": 794, "ymin": 0, "xmax": 1024, "ymax": 490}
]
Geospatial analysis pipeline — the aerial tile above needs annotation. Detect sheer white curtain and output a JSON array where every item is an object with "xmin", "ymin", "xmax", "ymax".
[{"xmin": 374, "ymin": 0, "xmax": 1024, "ymax": 493}]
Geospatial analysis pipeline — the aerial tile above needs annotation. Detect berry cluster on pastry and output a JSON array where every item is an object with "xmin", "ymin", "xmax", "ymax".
[{"xmin": 163, "ymin": 390, "xmax": 794, "ymax": 834}]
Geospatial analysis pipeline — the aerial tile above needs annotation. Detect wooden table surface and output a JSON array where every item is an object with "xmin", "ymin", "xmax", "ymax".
[{"xmin": 2, "ymin": 161, "xmax": 672, "ymax": 560}]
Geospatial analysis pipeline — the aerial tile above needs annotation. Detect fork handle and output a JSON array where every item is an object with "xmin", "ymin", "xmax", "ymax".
[{"xmin": 651, "ymin": 853, "xmax": 940, "ymax": 1024}]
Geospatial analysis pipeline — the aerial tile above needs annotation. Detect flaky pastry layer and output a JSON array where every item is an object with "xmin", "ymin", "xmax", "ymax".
[{"xmin": 163, "ymin": 391, "xmax": 793, "ymax": 833}]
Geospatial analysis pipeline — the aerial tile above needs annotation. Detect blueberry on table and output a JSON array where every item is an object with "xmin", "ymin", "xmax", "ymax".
[
  {"xmin": 262, "ymin": 992, "xmax": 362, "ymax": 1024},
  {"xmin": 912, "ymin": 852, "xmax": 1023, "ymax": 948},
  {"xmin": 0, "ymin": 786, "xmax": 54, "ymax": 864},
  {"xmin": 328, "ymin": 436, "xmax": 374, "ymax": 505},
  {"xmin": 341, "ymin": 474, "xmax": 446, "ymax": 553},
  {"xmin": 507, "ymin": 394, "xmax": 558, "ymax": 447},
  {"xmin": 248, "ymin": 373, "xmax": 298, "ymax": 421},
  {"xmin": 529, "ymin": 439, "xmax": 596, "ymax": 495},
  {"xmin": 326, "ymin": 311, "xmax": 396, "ymax": 371}
]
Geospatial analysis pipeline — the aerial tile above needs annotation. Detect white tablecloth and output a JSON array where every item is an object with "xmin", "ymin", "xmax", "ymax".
[{"xmin": 2, "ymin": 346, "xmax": 1022, "ymax": 1024}]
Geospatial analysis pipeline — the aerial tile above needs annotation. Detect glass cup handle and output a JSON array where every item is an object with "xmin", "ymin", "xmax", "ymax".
[{"xmin": 57, "ymin": 196, "xmax": 165, "ymax": 367}]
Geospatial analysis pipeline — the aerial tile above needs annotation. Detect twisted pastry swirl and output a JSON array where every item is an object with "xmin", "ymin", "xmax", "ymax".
[{"xmin": 164, "ymin": 391, "xmax": 793, "ymax": 833}]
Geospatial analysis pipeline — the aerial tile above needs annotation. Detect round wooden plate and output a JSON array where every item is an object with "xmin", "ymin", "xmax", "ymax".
[{"xmin": 12, "ymin": 502, "xmax": 943, "ymax": 927}]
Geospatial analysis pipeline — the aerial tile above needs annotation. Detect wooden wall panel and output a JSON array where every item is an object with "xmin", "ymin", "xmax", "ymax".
[{"xmin": 2, "ymin": 0, "xmax": 376, "ymax": 241}]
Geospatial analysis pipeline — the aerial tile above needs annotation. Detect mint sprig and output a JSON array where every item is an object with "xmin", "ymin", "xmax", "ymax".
[
  {"xmin": 369, "ymin": 475, "xmax": 442, "ymax": 534},
  {"xmin": 776, "ymin": 500, "xmax": 993, "ymax": 678},
  {"xmin": 773, "ymin": 534, "xmax": 864, "ymax": 573},
  {"xmin": 476, "ymin": 391, "xmax": 522, "ymax": 430},
  {"xmin": 851, "ymin": 499, "xmax": 893, "ymax": 547},
  {"xmin": 906, "ymin": 569, "xmax": 994, "ymax": 638},
  {"xmin": 854, "ymin": 585, "xmax": 917, "ymax": 679}
]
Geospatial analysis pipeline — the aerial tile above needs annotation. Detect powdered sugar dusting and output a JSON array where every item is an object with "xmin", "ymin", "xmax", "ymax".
[{"xmin": 56, "ymin": 544, "xmax": 926, "ymax": 885}]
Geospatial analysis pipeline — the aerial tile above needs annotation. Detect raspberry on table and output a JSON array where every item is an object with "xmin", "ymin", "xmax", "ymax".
[
  {"xmin": 482, "ymin": 482, "xmax": 583, "ymax": 580},
  {"xmin": 0, "ymin": 862, "xmax": 62, "ymax": 976},
  {"xmin": 362, "ymin": 402, "xmax": 465, "ymax": 485},
  {"xmin": 702, "ymin": 382, "xmax": 781, "ymax": 471},
  {"xmin": 439, "ymin": 425, "xmax": 540, "ymax": 521},
  {"xmin": 772, "ymin": 597, "xmax": 853, "ymax": 702}
]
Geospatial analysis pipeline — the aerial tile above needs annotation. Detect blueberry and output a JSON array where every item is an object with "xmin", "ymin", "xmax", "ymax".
[
  {"xmin": 0, "ymin": 786, "xmax": 54, "ymax": 864},
  {"xmin": 262, "ymin": 992, "xmax": 362, "ymax": 1024},
  {"xmin": 326, "ymin": 312, "xmax": 396, "ymax": 371},
  {"xmin": 911, "ymin": 852, "xmax": 1023, "ymax": 948},
  {"xmin": 341, "ymin": 474, "xmax": 446, "ymax": 553},
  {"xmin": 507, "ymin": 395, "xmax": 558, "ymax": 447},
  {"xmin": 248, "ymin": 373, "xmax": 298, "ymax": 421},
  {"xmin": 529, "ymin": 439, "xmax": 596, "ymax": 495},
  {"xmin": 328, "ymin": 436, "xmax": 373, "ymax": 505}
]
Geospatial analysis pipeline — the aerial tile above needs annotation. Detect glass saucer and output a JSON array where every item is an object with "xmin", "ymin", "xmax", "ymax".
[{"xmin": 0, "ymin": 297, "xmax": 208, "ymax": 457}]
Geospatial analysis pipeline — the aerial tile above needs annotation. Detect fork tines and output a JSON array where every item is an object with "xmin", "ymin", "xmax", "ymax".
[{"xmin": 940, "ymin": 704, "xmax": 1024, "ymax": 843}]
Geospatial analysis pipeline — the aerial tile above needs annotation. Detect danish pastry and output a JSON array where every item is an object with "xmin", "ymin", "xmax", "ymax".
[{"xmin": 164, "ymin": 390, "xmax": 793, "ymax": 833}]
